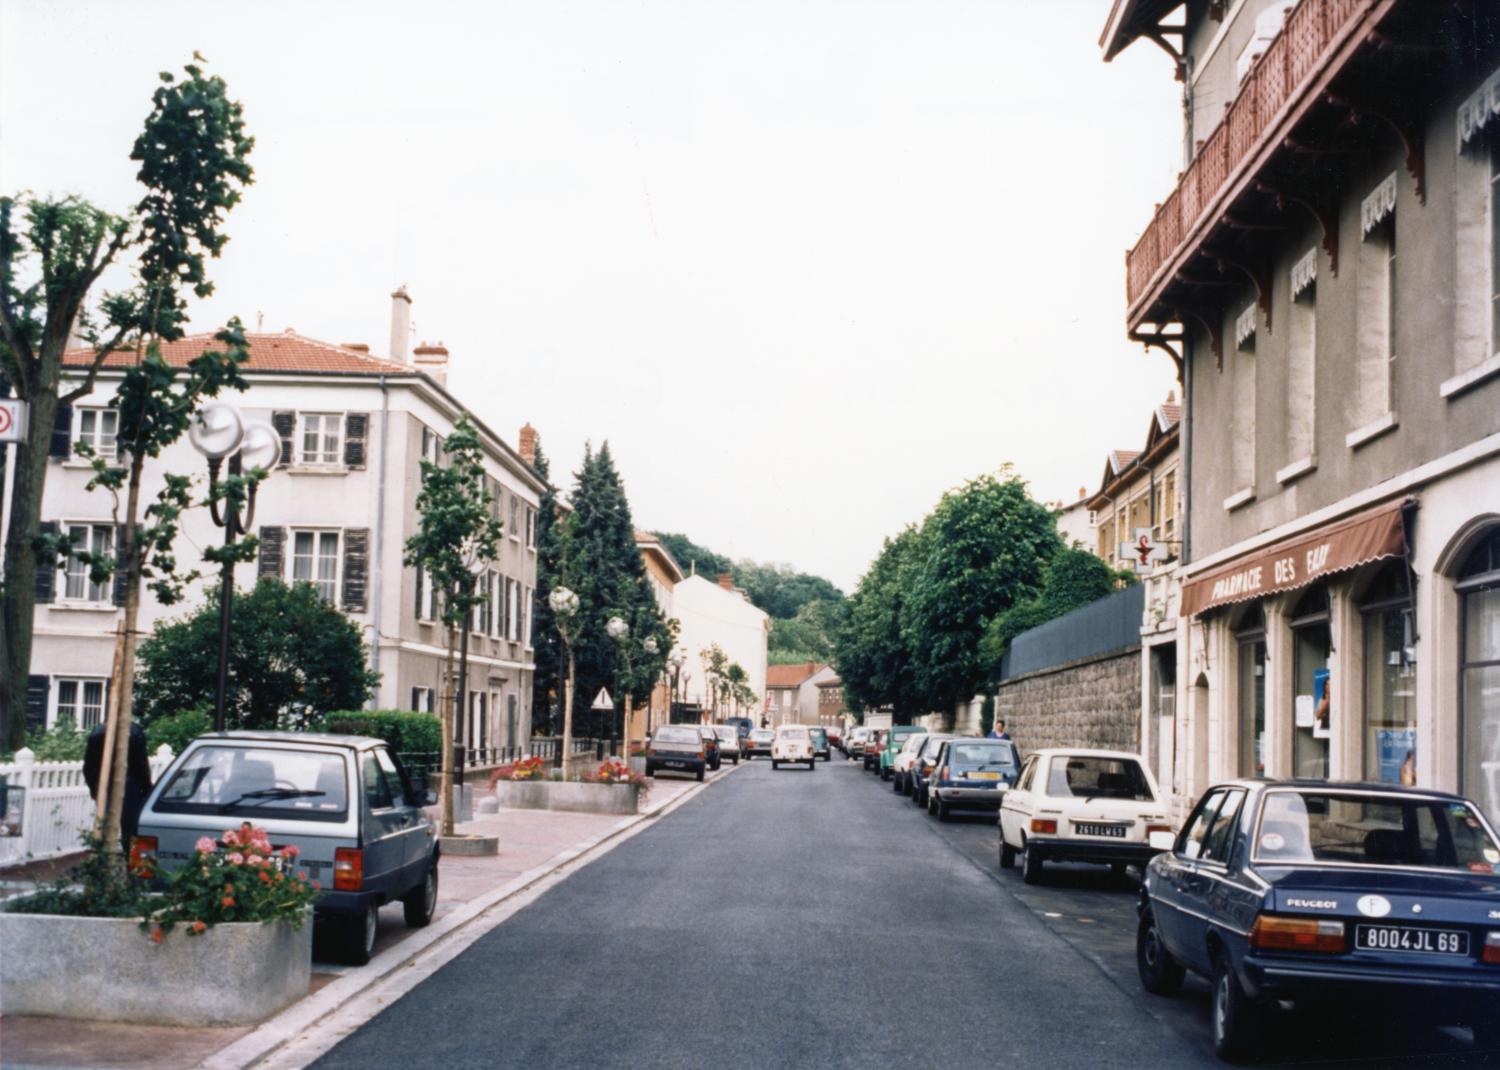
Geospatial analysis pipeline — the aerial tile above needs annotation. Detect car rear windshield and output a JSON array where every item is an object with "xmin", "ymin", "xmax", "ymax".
[
  {"xmin": 1046, "ymin": 756, "xmax": 1153, "ymax": 801},
  {"xmin": 155, "ymin": 746, "xmax": 349, "ymax": 823},
  {"xmin": 778, "ymin": 727, "xmax": 809, "ymax": 739},
  {"xmin": 654, "ymin": 727, "xmax": 700, "ymax": 744},
  {"xmin": 1255, "ymin": 791, "xmax": 1500, "ymax": 872},
  {"xmin": 949, "ymin": 743, "xmax": 1017, "ymax": 770},
  {"xmin": 713, "ymin": 727, "xmax": 737, "ymax": 740}
]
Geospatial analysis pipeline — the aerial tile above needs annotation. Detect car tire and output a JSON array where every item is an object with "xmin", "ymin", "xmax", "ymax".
[
  {"xmin": 1211, "ymin": 952, "xmax": 1260, "ymax": 1062},
  {"xmin": 999, "ymin": 837, "xmax": 1016, "ymax": 869},
  {"xmin": 340, "ymin": 903, "xmax": 379, "ymax": 966},
  {"xmin": 696, "ymin": 768, "xmax": 705, "ymax": 782},
  {"xmin": 645, "ymin": 762, "xmax": 655, "ymax": 777},
  {"xmin": 935, "ymin": 796, "xmax": 950, "ymax": 822},
  {"xmin": 892, "ymin": 775, "xmax": 902, "ymax": 794},
  {"xmin": 927, "ymin": 793, "xmax": 938, "ymax": 816},
  {"xmin": 808, "ymin": 759, "xmax": 816, "ymax": 771},
  {"xmin": 1021, "ymin": 840, "xmax": 1043, "ymax": 885},
  {"xmin": 772, "ymin": 760, "xmax": 779, "ymax": 770},
  {"xmin": 402, "ymin": 860, "xmax": 439, "ymax": 929},
  {"xmin": 1136, "ymin": 910, "xmax": 1185, "ymax": 996}
]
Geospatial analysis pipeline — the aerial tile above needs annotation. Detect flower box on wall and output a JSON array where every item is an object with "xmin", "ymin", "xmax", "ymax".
[
  {"xmin": 0, "ymin": 911, "xmax": 311, "ymax": 1025},
  {"xmin": 492, "ymin": 779, "xmax": 642, "ymax": 815}
]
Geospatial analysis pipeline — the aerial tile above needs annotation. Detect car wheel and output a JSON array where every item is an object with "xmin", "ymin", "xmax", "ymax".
[
  {"xmin": 341, "ymin": 903, "xmax": 378, "ymax": 966},
  {"xmin": 402, "ymin": 860, "xmax": 439, "ymax": 929},
  {"xmin": 927, "ymin": 793, "xmax": 938, "ymax": 816},
  {"xmin": 808, "ymin": 759, "xmax": 816, "ymax": 771},
  {"xmin": 772, "ymin": 760, "xmax": 779, "ymax": 770},
  {"xmin": 645, "ymin": 762, "xmax": 655, "ymax": 777},
  {"xmin": 1211, "ymin": 952, "xmax": 1259, "ymax": 1062},
  {"xmin": 696, "ymin": 768, "xmax": 705, "ymax": 782},
  {"xmin": 892, "ymin": 775, "xmax": 902, "ymax": 793},
  {"xmin": 1021, "ymin": 840, "xmax": 1043, "ymax": 885},
  {"xmin": 1110, "ymin": 862, "xmax": 1130, "ymax": 885},
  {"xmin": 1136, "ymin": 910, "xmax": 1185, "ymax": 996},
  {"xmin": 935, "ymin": 797, "xmax": 950, "ymax": 822},
  {"xmin": 999, "ymin": 837, "xmax": 1016, "ymax": 869}
]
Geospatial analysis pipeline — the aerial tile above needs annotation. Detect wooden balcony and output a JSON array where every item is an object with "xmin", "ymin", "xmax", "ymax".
[{"xmin": 1125, "ymin": 0, "xmax": 1385, "ymax": 331}]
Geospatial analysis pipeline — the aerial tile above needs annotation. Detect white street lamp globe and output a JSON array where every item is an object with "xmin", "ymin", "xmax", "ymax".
[
  {"xmin": 669, "ymin": 650, "xmax": 686, "ymax": 669},
  {"xmin": 548, "ymin": 587, "xmax": 579, "ymax": 617},
  {"xmin": 189, "ymin": 401, "xmax": 245, "ymax": 460},
  {"xmin": 606, "ymin": 616, "xmax": 629, "ymax": 641},
  {"xmin": 239, "ymin": 420, "xmax": 281, "ymax": 472},
  {"xmin": 642, "ymin": 636, "xmax": 659, "ymax": 655}
]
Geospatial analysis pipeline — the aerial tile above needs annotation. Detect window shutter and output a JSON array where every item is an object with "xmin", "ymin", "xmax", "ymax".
[
  {"xmin": 341, "ymin": 528, "xmax": 370, "ymax": 612},
  {"xmin": 343, "ymin": 413, "xmax": 369, "ymax": 469},
  {"xmin": 112, "ymin": 524, "xmax": 129, "ymax": 607},
  {"xmin": 414, "ymin": 566, "xmax": 425, "ymax": 620},
  {"xmin": 258, "ymin": 526, "xmax": 286, "ymax": 580},
  {"xmin": 50, "ymin": 404, "xmax": 73, "ymax": 459},
  {"xmin": 271, "ymin": 411, "xmax": 296, "ymax": 467},
  {"xmin": 33, "ymin": 521, "xmax": 58, "ymax": 603},
  {"xmin": 25, "ymin": 675, "xmax": 50, "ymax": 735}
]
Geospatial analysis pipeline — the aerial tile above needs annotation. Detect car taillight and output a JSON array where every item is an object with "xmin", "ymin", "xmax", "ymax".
[
  {"xmin": 1146, "ymin": 823, "xmax": 1172, "ymax": 837},
  {"xmin": 1030, "ymin": 819, "xmax": 1057, "ymax": 834},
  {"xmin": 334, "ymin": 847, "xmax": 364, "ymax": 892},
  {"xmin": 646, "ymin": 748, "xmax": 656, "ymax": 756},
  {"xmin": 129, "ymin": 835, "xmax": 157, "ymax": 876},
  {"xmin": 1249, "ymin": 914, "xmax": 1346, "ymax": 953},
  {"xmin": 1484, "ymin": 933, "xmax": 1500, "ymax": 965},
  {"xmin": 697, "ymin": 751, "xmax": 705, "ymax": 759},
  {"xmin": 940, "ymin": 766, "xmax": 950, "ymax": 781}
]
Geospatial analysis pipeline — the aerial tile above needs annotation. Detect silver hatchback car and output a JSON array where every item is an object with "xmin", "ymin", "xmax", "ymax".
[{"xmin": 135, "ymin": 731, "xmax": 439, "ymax": 966}]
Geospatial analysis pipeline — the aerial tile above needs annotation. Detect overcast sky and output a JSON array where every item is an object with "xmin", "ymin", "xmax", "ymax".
[{"xmin": 2, "ymin": 1, "xmax": 1182, "ymax": 592}]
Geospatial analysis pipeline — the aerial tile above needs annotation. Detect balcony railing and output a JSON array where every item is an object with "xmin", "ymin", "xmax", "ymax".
[{"xmin": 1126, "ymin": 0, "xmax": 1372, "ymax": 317}]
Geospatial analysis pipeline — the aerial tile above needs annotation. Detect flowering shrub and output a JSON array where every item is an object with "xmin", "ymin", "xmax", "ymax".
[
  {"xmin": 144, "ymin": 822, "xmax": 318, "ymax": 940},
  {"xmin": 581, "ymin": 760, "xmax": 649, "ymax": 793},
  {"xmin": 508, "ymin": 755, "xmax": 547, "ymax": 781}
]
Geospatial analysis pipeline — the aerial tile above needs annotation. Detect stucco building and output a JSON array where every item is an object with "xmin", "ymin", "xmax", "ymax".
[
  {"xmin": 671, "ymin": 572, "xmax": 770, "ymax": 718},
  {"xmin": 1104, "ymin": 0, "xmax": 1500, "ymax": 822},
  {"xmin": 764, "ymin": 661, "xmax": 838, "ymax": 727}
]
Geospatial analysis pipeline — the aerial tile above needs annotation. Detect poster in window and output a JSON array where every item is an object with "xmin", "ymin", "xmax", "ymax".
[
  {"xmin": 1312, "ymin": 668, "xmax": 1332, "ymax": 740},
  {"xmin": 1377, "ymin": 728, "xmax": 1417, "ymax": 785}
]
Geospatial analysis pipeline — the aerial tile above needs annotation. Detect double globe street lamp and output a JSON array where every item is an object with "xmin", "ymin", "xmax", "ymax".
[
  {"xmin": 188, "ymin": 401, "xmax": 280, "ymax": 732},
  {"xmin": 548, "ymin": 586, "xmax": 580, "ymax": 767}
]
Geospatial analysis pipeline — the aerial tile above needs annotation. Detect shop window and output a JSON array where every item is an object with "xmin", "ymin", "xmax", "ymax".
[
  {"xmin": 1237, "ymin": 607, "xmax": 1266, "ymax": 777},
  {"xmin": 1290, "ymin": 587, "xmax": 1331, "ymax": 780},
  {"xmin": 1362, "ymin": 565, "xmax": 1417, "ymax": 785},
  {"xmin": 1459, "ymin": 528, "xmax": 1500, "ymax": 823}
]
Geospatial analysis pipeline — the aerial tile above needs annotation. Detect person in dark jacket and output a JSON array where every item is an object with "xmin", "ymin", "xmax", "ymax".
[{"xmin": 83, "ymin": 721, "xmax": 154, "ymax": 846}]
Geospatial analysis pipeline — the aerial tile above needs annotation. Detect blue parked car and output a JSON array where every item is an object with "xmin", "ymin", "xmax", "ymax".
[
  {"xmin": 926, "ymin": 738, "xmax": 1021, "ymax": 821},
  {"xmin": 1136, "ymin": 780, "xmax": 1500, "ymax": 1061}
]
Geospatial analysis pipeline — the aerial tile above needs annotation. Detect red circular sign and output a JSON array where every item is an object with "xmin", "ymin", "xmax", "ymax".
[{"xmin": 0, "ymin": 406, "xmax": 12, "ymax": 436}]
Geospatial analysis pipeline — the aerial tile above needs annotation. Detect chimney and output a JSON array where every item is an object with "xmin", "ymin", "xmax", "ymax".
[
  {"xmin": 344, "ymin": 343, "xmax": 370, "ymax": 354},
  {"xmin": 518, "ymin": 423, "xmax": 538, "ymax": 468},
  {"xmin": 389, "ymin": 286, "xmax": 412, "ymax": 362},
  {"xmin": 807, "ymin": 660, "xmax": 816, "ymax": 676},
  {"xmin": 412, "ymin": 341, "xmax": 450, "ymax": 387},
  {"xmin": 717, "ymin": 572, "xmax": 734, "ymax": 591}
]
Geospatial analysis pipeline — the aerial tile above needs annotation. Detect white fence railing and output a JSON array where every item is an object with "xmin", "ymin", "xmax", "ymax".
[{"xmin": 0, "ymin": 745, "xmax": 176, "ymax": 868}]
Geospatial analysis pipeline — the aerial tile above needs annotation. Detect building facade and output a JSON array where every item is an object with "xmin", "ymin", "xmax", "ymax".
[
  {"xmin": 1104, "ymin": 0, "xmax": 1500, "ymax": 822},
  {"xmin": 763, "ymin": 662, "xmax": 837, "ymax": 727},
  {"xmin": 24, "ymin": 293, "xmax": 544, "ymax": 758},
  {"xmin": 632, "ymin": 530, "xmax": 684, "ymax": 740},
  {"xmin": 671, "ymin": 572, "xmax": 770, "ymax": 717}
]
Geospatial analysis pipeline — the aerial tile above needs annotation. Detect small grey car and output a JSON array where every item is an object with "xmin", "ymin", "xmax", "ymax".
[{"xmin": 136, "ymin": 731, "xmax": 439, "ymax": 966}]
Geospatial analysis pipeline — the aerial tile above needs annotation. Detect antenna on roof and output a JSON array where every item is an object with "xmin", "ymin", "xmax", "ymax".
[{"xmin": 256, "ymin": 311, "xmax": 264, "ymax": 332}]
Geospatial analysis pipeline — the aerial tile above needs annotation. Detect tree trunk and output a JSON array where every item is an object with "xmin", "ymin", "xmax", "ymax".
[
  {"xmin": 99, "ymin": 458, "xmax": 145, "ymax": 858},
  {"xmin": 0, "ymin": 390, "xmax": 59, "ymax": 752},
  {"xmin": 439, "ymin": 623, "xmax": 457, "ymax": 838},
  {"xmin": 561, "ymin": 647, "xmax": 575, "ymax": 772}
]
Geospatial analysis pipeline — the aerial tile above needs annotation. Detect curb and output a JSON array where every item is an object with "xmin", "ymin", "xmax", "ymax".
[{"xmin": 202, "ymin": 761, "xmax": 741, "ymax": 1070}]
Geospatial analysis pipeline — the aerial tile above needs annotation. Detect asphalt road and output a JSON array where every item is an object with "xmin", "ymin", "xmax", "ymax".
[{"xmin": 310, "ymin": 755, "xmax": 1497, "ymax": 1070}]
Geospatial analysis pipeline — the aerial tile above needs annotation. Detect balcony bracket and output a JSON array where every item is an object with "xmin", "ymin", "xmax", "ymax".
[
  {"xmin": 1208, "ymin": 249, "xmax": 1272, "ymax": 334},
  {"xmin": 1176, "ymin": 307, "xmax": 1224, "ymax": 371},
  {"xmin": 1326, "ymin": 94, "xmax": 1427, "ymax": 205},
  {"xmin": 1255, "ymin": 181, "xmax": 1341, "ymax": 276},
  {"xmin": 1131, "ymin": 328, "xmax": 1185, "ymax": 384},
  {"xmin": 1143, "ymin": 28, "xmax": 1187, "ymax": 81}
]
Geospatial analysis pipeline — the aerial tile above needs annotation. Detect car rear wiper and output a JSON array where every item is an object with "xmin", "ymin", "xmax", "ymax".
[{"xmin": 218, "ymin": 788, "xmax": 326, "ymax": 812}]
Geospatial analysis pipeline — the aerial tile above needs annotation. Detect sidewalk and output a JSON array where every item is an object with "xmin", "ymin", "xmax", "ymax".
[{"xmin": 0, "ymin": 766, "xmax": 725, "ymax": 1070}]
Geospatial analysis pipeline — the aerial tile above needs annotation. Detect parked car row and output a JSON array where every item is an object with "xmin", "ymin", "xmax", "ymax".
[{"xmin": 853, "ymin": 728, "xmax": 1500, "ymax": 1061}]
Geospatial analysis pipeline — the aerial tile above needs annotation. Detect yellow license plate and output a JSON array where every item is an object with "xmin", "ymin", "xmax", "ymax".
[{"xmin": 970, "ymin": 772, "xmax": 1001, "ymax": 780}]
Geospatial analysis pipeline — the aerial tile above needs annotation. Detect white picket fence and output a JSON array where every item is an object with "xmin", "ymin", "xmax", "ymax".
[{"xmin": 0, "ymin": 745, "xmax": 176, "ymax": 868}]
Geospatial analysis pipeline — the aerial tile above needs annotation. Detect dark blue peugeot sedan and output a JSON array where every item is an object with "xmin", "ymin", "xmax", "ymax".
[{"xmin": 1136, "ymin": 780, "xmax": 1500, "ymax": 1061}]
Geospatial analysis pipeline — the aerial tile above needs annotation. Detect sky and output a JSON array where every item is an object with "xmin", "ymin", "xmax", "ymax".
[{"xmin": 1, "ymin": 1, "xmax": 1183, "ymax": 592}]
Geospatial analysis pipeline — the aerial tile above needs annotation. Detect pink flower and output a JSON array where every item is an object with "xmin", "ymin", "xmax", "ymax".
[
  {"xmin": 226, "ymin": 852, "xmax": 244, "ymax": 865},
  {"xmin": 221, "ymin": 829, "xmax": 241, "ymax": 847},
  {"xmin": 195, "ymin": 837, "xmax": 217, "ymax": 854},
  {"xmin": 279, "ymin": 844, "xmax": 300, "ymax": 859}
]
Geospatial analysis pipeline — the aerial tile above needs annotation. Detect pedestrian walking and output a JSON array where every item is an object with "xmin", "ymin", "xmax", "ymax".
[
  {"xmin": 989, "ymin": 719, "xmax": 1011, "ymax": 741},
  {"xmin": 83, "ymin": 721, "xmax": 155, "ymax": 846}
]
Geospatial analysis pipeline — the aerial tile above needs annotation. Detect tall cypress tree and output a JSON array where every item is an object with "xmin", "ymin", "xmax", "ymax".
[{"xmin": 529, "ymin": 441, "xmax": 564, "ymax": 732}]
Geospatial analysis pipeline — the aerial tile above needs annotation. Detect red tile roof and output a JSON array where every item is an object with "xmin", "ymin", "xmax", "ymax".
[
  {"xmin": 63, "ymin": 331, "xmax": 411, "ymax": 376},
  {"xmin": 1107, "ymin": 449, "xmax": 1141, "ymax": 474},
  {"xmin": 766, "ymin": 663, "xmax": 826, "ymax": 688},
  {"xmin": 1157, "ymin": 403, "xmax": 1182, "ymax": 432}
]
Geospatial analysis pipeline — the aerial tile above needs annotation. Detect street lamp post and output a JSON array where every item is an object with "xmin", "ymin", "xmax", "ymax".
[
  {"xmin": 189, "ymin": 402, "xmax": 279, "ymax": 732},
  {"xmin": 548, "ymin": 587, "xmax": 580, "ymax": 768},
  {"xmin": 668, "ymin": 650, "xmax": 685, "ymax": 725},
  {"xmin": 638, "ymin": 635, "xmax": 658, "ymax": 752},
  {"xmin": 605, "ymin": 616, "xmax": 630, "ymax": 760}
]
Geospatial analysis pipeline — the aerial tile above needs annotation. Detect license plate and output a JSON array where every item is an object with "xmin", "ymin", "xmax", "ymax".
[
  {"xmin": 969, "ymin": 772, "xmax": 1001, "ymax": 781},
  {"xmin": 663, "ymin": 760, "xmax": 688, "ymax": 769},
  {"xmin": 1075, "ymin": 822, "xmax": 1127, "ymax": 838},
  {"xmin": 1355, "ymin": 925, "xmax": 1469, "ymax": 956}
]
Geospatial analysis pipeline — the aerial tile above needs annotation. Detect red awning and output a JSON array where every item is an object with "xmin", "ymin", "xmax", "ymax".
[{"xmin": 1181, "ymin": 499, "xmax": 1409, "ymax": 618}]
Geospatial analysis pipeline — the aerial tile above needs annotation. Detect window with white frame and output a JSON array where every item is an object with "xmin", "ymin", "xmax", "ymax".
[
  {"xmin": 411, "ymin": 686, "xmax": 435, "ymax": 714},
  {"xmin": 415, "ymin": 566, "xmax": 439, "ymax": 622},
  {"xmin": 509, "ymin": 494, "xmax": 520, "ymax": 538},
  {"xmin": 61, "ymin": 523, "xmax": 114, "ymax": 603},
  {"xmin": 523, "ymin": 585, "xmax": 534, "ymax": 646},
  {"xmin": 1351, "ymin": 174, "xmax": 1397, "ymax": 442},
  {"xmin": 478, "ymin": 572, "xmax": 494, "ymax": 635},
  {"xmin": 290, "ymin": 530, "xmax": 340, "ymax": 602},
  {"xmin": 509, "ymin": 577, "xmax": 522, "ymax": 641},
  {"xmin": 55, "ymin": 676, "xmax": 106, "ymax": 730},
  {"xmin": 525, "ymin": 507, "xmax": 536, "ymax": 549},
  {"xmin": 298, "ymin": 413, "xmax": 343, "ymax": 465},
  {"xmin": 491, "ymin": 572, "xmax": 505, "ymax": 637},
  {"xmin": 1452, "ymin": 70, "xmax": 1500, "ymax": 392},
  {"xmin": 75, "ymin": 408, "xmax": 118, "ymax": 460},
  {"xmin": 1285, "ymin": 247, "xmax": 1318, "ymax": 471}
]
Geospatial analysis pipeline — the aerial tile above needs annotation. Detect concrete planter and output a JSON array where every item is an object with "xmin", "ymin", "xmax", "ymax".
[
  {"xmin": 491, "ymin": 779, "xmax": 642, "ymax": 815},
  {"xmin": 0, "ymin": 910, "xmax": 311, "ymax": 1025}
]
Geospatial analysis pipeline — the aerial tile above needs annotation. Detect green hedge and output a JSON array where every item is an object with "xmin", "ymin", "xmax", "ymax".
[{"xmin": 311, "ymin": 710, "xmax": 442, "ymax": 754}]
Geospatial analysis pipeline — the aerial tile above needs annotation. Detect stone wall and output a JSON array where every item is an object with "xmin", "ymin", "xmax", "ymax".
[{"xmin": 993, "ymin": 648, "xmax": 1140, "ymax": 754}]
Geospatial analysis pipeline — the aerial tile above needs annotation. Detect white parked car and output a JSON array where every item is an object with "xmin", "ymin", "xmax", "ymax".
[
  {"xmin": 771, "ymin": 725, "xmax": 816, "ymax": 770},
  {"xmin": 998, "ymin": 748, "xmax": 1173, "ymax": 884},
  {"xmin": 890, "ymin": 731, "xmax": 929, "ymax": 794}
]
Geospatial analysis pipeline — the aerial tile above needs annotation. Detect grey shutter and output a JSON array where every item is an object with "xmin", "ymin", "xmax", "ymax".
[
  {"xmin": 112, "ymin": 524, "xmax": 128, "ymax": 607},
  {"xmin": 49, "ymin": 404, "xmax": 73, "ymax": 458},
  {"xmin": 258, "ymin": 526, "xmax": 285, "ymax": 580},
  {"xmin": 270, "ymin": 411, "xmax": 295, "ymax": 467},
  {"xmin": 411, "ymin": 687, "xmax": 421, "ymax": 712},
  {"xmin": 342, "ymin": 528, "xmax": 369, "ymax": 612},
  {"xmin": 414, "ymin": 566, "xmax": 424, "ymax": 620},
  {"xmin": 33, "ymin": 521, "xmax": 58, "ymax": 603},
  {"xmin": 24, "ymin": 675, "xmax": 49, "ymax": 734},
  {"xmin": 343, "ymin": 413, "xmax": 368, "ymax": 469}
]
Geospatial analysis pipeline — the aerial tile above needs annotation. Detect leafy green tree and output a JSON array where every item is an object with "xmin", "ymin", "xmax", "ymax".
[
  {"xmin": 734, "ymin": 561, "xmax": 844, "ymax": 619},
  {"xmin": 404, "ymin": 415, "xmax": 501, "ymax": 836},
  {"xmin": 903, "ymin": 470, "xmax": 1061, "ymax": 713},
  {"xmin": 650, "ymin": 531, "xmax": 732, "ymax": 580},
  {"xmin": 135, "ymin": 579, "xmax": 377, "ymax": 731},
  {"xmin": 769, "ymin": 597, "xmax": 844, "ymax": 662},
  {"xmin": 527, "ymin": 439, "xmax": 564, "ymax": 732},
  {"xmin": 835, "ymin": 525, "xmax": 927, "ymax": 722},
  {"xmin": 979, "ymin": 545, "xmax": 1136, "ymax": 670}
]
